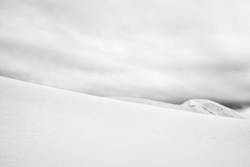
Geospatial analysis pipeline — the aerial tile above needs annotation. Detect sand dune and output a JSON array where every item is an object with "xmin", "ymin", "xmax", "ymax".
[{"xmin": 0, "ymin": 76, "xmax": 250, "ymax": 167}]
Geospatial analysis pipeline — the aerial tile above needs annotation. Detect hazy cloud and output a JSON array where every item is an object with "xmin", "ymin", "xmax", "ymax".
[{"xmin": 0, "ymin": 0, "xmax": 250, "ymax": 107}]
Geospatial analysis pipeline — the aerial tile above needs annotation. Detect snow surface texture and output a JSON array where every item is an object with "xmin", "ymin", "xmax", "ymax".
[{"xmin": 1, "ymin": 76, "xmax": 250, "ymax": 167}]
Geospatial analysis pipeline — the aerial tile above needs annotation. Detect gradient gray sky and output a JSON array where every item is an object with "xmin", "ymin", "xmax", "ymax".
[{"xmin": 0, "ymin": 0, "xmax": 250, "ymax": 106}]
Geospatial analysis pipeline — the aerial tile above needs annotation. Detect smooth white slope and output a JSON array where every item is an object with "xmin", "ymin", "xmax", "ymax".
[
  {"xmin": 0, "ymin": 77, "xmax": 250, "ymax": 167},
  {"xmin": 242, "ymin": 108, "xmax": 250, "ymax": 119}
]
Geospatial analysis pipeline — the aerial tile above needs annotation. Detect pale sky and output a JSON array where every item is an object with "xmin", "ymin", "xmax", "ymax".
[{"xmin": 0, "ymin": 0, "xmax": 250, "ymax": 107}]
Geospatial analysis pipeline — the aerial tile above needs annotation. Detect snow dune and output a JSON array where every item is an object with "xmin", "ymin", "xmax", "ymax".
[
  {"xmin": 0, "ymin": 76, "xmax": 250, "ymax": 167},
  {"xmin": 115, "ymin": 97, "xmax": 244, "ymax": 119}
]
